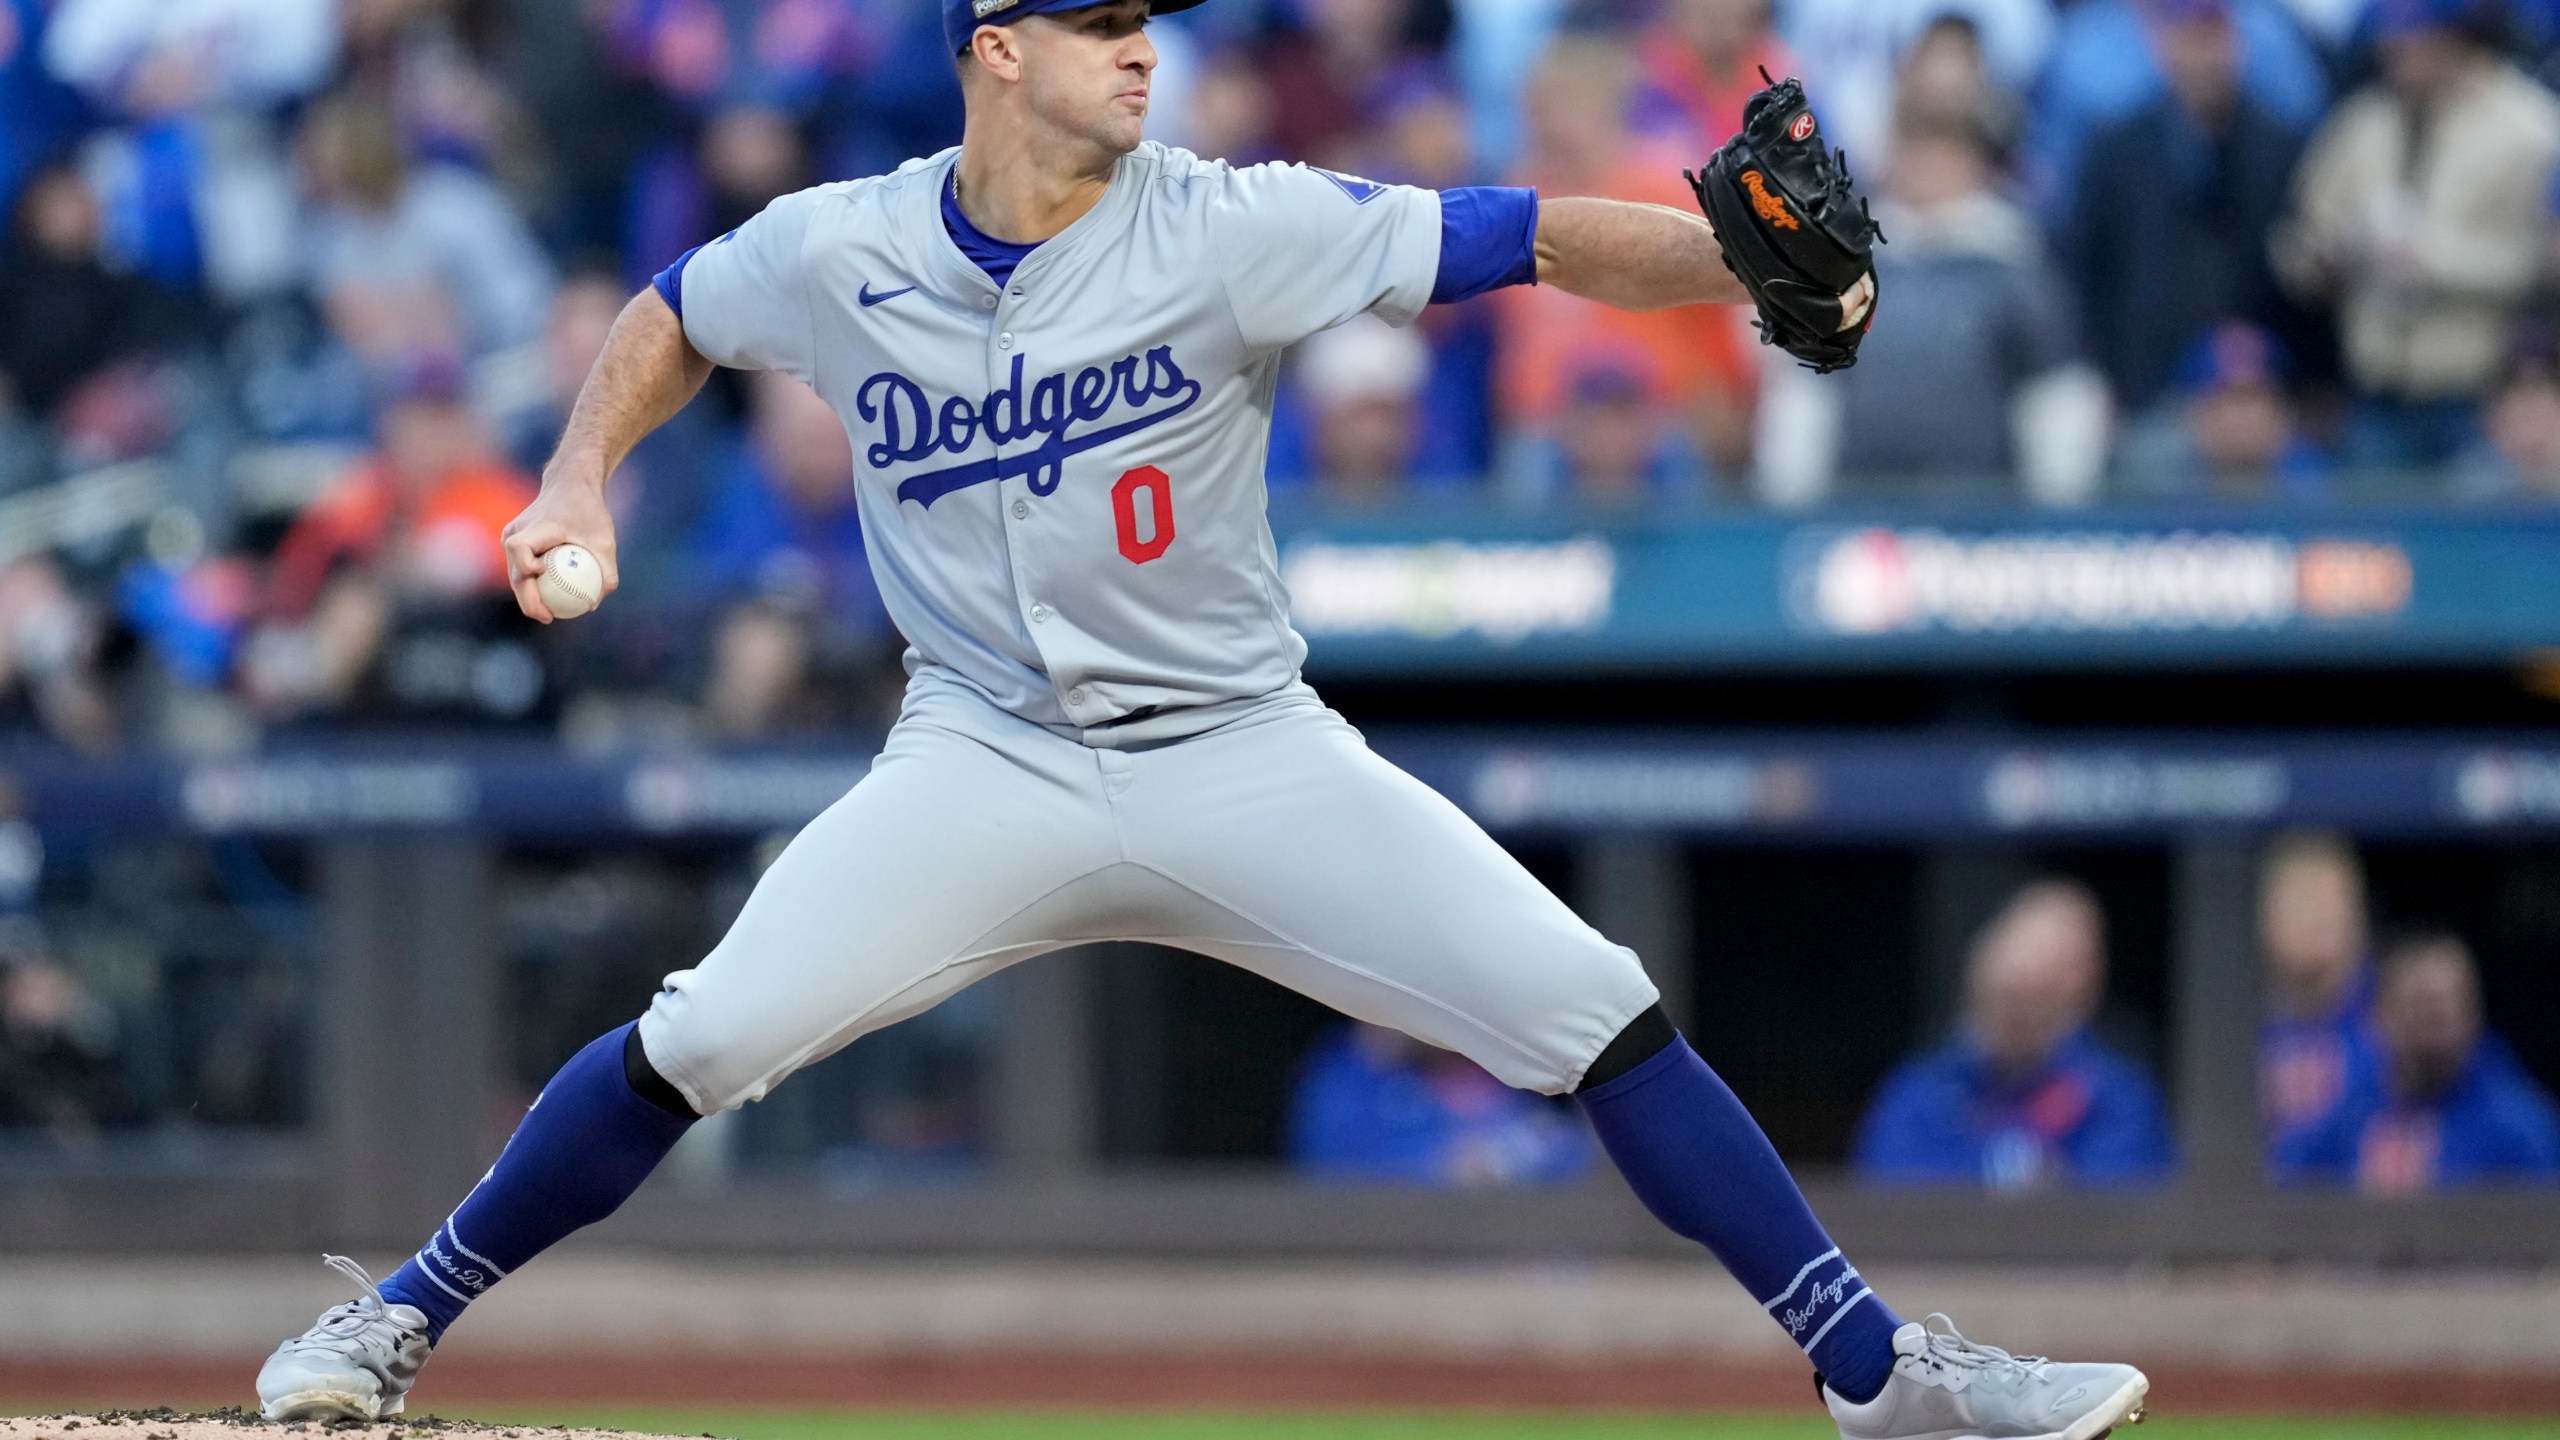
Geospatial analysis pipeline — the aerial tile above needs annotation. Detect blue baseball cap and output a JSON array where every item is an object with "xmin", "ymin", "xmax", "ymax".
[
  {"xmin": 2174, "ymin": 321, "xmax": 2290, "ymax": 394},
  {"xmin": 945, "ymin": 0, "xmax": 1204, "ymax": 58}
]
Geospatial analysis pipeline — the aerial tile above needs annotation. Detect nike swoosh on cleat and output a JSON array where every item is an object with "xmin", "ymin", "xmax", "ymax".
[{"xmin": 859, "ymin": 283, "xmax": 916, "ymax": 307}]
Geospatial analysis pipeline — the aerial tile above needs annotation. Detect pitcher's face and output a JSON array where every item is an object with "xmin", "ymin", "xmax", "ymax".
[{"xmin": 1017, "ymin": 0, "xmax": 1156, "ymax": 156}]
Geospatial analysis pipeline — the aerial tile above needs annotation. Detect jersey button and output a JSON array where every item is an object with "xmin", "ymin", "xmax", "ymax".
[
  {"xmin": 997, "ymin": 332, "xmax": 1014, "ymax": 350},
  {"xmin": 1011, "ymin": 498, "xmax": 1030, "ymax": 519},
  {"xmin": 1067, "ymin": 687, "xmax": 1087, "ymax": 706},
  {"xmin": 980, "ymin": 295, "xmax": 997, "ymax": 310},
  {"xmin": 1029, "ymin": 603, "xmax": 1051, "ymax": 623}
]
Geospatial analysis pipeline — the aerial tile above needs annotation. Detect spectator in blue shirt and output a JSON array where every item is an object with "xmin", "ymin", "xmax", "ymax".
[
  {"xmin": 1855, "ymin": 880, "xmax": 2177, "ymax": 1190},
  {"xmin": 2276, "ymin": 931, "xmax": 2560, "ymax": 1190},
  {"xmin": 2257, "ymin": 831, "xmax": 2382, "ymax": 1158},
  {"xmin": 2025, "ymin": 0, "xmax": 2326, "ymax": 223},
  {"xmin": 2114, "ymin": 322, "xmax": 2334, "ymax": 501},
  {"xmin": 2059, "ymin": 0, "xmax": 2313, "ymax": 421},
  {"xmin": 1288, "ymin": 1022, "xmax": 1595, "ymax": 1188}
]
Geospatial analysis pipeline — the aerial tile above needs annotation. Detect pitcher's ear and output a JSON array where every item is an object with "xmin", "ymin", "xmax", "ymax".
[{"xmin": 969, "ymin": 23, "xmax": 1028, "ymax": 80}]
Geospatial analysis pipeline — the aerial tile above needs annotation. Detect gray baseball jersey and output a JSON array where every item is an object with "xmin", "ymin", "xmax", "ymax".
[
  {"xmin": 640, "ymin": 143, "xmax": 1657, "ymax": 1110},
  {"xmin": 676, "ymin": 142, "xmax": 1440, "ymax": 746}
]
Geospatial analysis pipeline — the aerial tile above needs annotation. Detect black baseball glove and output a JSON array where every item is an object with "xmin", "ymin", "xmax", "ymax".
[{"xmin": 1687, "ymin": 71, "xmax": 1881, "ymax": 374}]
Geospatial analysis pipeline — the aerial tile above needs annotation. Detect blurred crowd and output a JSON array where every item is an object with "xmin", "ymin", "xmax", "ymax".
[
  {"xmin": 1264, "ymin": 827, "xmax": 2555, "ymax": 1194},
  {"xmin": 5, "ymin": 0, "xmax": 2560, "ymax": 750},
  {"xmin": 1850, "ymin": 830, "xmax": 2560, "ymax": 1192},
  {"xmin": 1211, "ymin": 827, "xmax": 2560, "ymax": 1193}
]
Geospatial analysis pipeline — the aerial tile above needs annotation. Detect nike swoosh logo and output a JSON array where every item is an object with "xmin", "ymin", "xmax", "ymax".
[{"xmin": 859, "ymin": 283, "xmax": 916, "ymax": 307}]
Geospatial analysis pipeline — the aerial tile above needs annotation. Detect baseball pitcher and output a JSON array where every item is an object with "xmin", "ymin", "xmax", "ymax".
[{"xmin": 255, "ymin": 6, "xmax": 2147, "ymax": 1437}]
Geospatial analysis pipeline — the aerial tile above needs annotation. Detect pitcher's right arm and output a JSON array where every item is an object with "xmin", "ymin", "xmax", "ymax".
[{"xmin": 503, "ymin": 286, "xmax": 713, "ymax": 621}]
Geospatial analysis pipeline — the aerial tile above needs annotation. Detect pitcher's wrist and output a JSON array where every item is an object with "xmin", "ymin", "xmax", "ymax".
[{"xmin": 540, "ymin": 451, "xmax": 611, "ymax": 496}]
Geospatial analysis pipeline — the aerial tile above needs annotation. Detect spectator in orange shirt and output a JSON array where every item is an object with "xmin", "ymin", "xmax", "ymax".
[
  {"xmin": 1629, "ymin": 0, "xmax": 1796, "ymax": 155},
  {"xmin": 1496, "ymin": 36, "xmax": 1756, "ymax": 497},
  {"xmin": 244, "ymin": 354, "xmax": 541, "ymax": 724}
]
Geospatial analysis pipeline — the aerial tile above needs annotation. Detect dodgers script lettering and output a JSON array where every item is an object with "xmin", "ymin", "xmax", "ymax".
[{"xmin": 858, "ymin": 346, "xmax": 1204, "ymax": 508}]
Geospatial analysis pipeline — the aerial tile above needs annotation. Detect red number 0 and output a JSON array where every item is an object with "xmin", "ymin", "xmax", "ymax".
[{"xmin": 1112, "ymin": 465, "xmax": 1175, "ymax": 564}]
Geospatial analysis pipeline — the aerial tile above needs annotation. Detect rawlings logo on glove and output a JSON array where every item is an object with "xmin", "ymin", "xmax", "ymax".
[
  {"xmin": 1688, "ymin": 71, "xmax": 1882, "ymax": 374},
  {"xmin": 1740, "ymin": 171, "xmax": 1798, "ymax": 231}
]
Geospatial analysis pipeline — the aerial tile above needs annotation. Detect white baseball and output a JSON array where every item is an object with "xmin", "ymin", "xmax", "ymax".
[{"xmin": 536, "ymin": 543, "xmax": 604, "ymax": 620}]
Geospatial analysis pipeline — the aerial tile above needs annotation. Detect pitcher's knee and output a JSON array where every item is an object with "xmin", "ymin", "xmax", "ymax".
[
  {"xmin": 1576, "ymin": 1002, "xmax": 1679, "ymax": 1093},
  {"xmin": 1472, "ymin": 941, "xmax": 1661, "ymax": 1096},
  {"xmin": 622, "ymin": 1024, "xmax": 701, "ymax": 1118},
  {"xmin": 637, "ymin": 981, "xmax": 797, "ymax": 1115}
]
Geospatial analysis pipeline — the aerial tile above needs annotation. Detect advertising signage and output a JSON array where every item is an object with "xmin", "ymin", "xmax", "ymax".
[{"xmin": 1273, "ymin": 509, "xmax": 2560, "ymax": 669}]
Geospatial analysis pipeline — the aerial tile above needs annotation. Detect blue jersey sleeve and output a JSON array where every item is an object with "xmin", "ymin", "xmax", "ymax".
[
  {"xmin": 651, "ymin": 244, "xmax": 705, "ymax": 320},
  {"xmin": 1430, "ymin": 186, "xmax": 1539, "ymax": 305}
]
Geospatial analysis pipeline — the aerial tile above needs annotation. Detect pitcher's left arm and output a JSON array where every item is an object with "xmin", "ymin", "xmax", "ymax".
[
  {"xmin": 1540, "ymin": 74, "xmax": 1882, "ymax": 373},
  {"xmin": 1533, "ymin": 197, "xmax": 1755, "ymax": 311}
]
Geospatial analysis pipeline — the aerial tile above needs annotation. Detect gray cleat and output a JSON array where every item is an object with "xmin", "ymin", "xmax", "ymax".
[
  {"xmin": 1824, "ymin": 1313, "xmax": 2149, "ymax": 1440},
  {"xmin": 256, "ymin": 1254, "xmax": 434, "ymax": 1421}
]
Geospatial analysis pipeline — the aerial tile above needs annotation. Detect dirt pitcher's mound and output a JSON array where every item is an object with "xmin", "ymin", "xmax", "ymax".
[{"xmin": 1, "ymin": 1415, "xmax": 709, "ymax": 1440}]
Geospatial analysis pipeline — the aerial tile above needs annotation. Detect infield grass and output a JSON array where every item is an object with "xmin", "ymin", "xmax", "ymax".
[{"xmin": 464, "ymin": 1408, "xmax": 2560, "ymax": 1440}]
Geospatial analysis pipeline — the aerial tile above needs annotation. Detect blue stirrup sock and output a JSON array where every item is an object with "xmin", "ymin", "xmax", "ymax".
[
  {"xmin": 378, "ymin": 1023, "xmax": 695, "ymax": 1342},
  {"xmin": 1577, "ymin": 1034, "xmax": 1902, "ymax": 1404}
]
